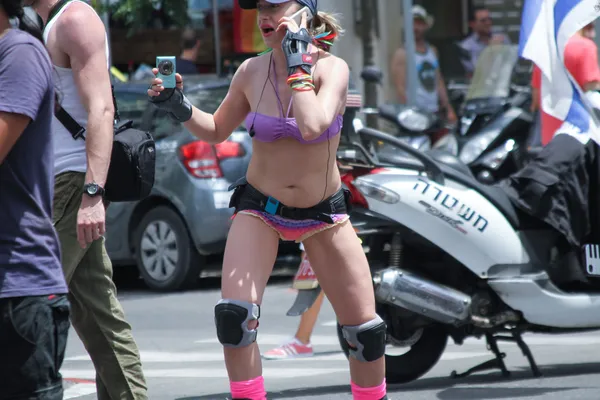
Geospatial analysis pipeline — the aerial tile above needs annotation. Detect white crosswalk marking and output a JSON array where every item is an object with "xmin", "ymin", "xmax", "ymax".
[
  {"xmin": 61, "ymin": 367, "xmax": 349, "ymax": 380},
  {"xmin": 61, "ymin": 327, "xmax": 600, "ymax": 398},
  {"xmin": 64, "ymin": 384, "xmax": 97, "ymax": 399},
  {"xmin": 195, "ymin": 333, "xmax": 342, "ymax": 345}
]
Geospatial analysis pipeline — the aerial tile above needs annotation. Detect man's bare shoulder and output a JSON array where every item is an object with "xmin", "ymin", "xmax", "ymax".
[{"xmin": 55, "ymin": 2, "xmax": 106, "ymax": 45}]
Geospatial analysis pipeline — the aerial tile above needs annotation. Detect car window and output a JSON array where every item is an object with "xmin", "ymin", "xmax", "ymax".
[
  {"xmin": 151, "ymin": 110, "xmax": 182, "ymax": 139},
  {"xmin": 148, "ymin": 85, "xmax": 235, "ymax": 139},
  {"xmin": 187, "ymin": 86, "xmax": 229, "ymax": 115},
  {"xmin": 114, "ymin": 91, "xmax": 148, "ymax": 128}
]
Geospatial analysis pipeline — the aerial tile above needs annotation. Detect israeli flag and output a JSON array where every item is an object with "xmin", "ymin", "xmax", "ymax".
[{"xmin": 519, "ymin": 0, "xmax": 600, "ymax": 144}]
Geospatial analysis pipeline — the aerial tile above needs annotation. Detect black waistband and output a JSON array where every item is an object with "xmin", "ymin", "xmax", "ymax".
[{"xmin": 229, "ymin": 178, "xmax": 351, "ymax": 224}]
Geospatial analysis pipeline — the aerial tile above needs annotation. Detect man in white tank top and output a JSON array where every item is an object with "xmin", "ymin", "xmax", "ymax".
[
  {"xmin": 27, "ymin": 1, "xmax": 148, "ymax": 398},
  {"xmin": 390, "ymin": 5, "xmax": 457, "ymax": 123}
]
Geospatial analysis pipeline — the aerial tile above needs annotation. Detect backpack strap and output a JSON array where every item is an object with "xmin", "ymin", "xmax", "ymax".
[{"xmin": 55, "ymin": 106, "xmax": 86, "ymax": 141}]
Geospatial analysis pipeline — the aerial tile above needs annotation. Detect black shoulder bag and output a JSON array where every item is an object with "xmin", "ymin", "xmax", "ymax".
[
  {"xmin": 47, "ymin": 0, "xmax": 156, "ymax": 202},
  {"xmin": 55, "ymin": 90, "xmax": 156, "ymax": 203}
]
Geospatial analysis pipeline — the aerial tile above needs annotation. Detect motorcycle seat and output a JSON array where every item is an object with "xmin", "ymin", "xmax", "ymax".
[{"xmin": 425, "ymin": 151, "xmax": 520, "ymax": 228}]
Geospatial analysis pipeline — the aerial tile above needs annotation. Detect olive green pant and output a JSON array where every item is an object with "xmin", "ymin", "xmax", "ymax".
[{"xmin": 53, "ymin": 171, "xmax": 147, "ymax": 400}]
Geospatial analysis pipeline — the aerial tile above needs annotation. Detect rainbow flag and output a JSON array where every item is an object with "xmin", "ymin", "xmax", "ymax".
[{"xmin": 233, "ymin": 3, "xmax": 268, "ymax": 54}]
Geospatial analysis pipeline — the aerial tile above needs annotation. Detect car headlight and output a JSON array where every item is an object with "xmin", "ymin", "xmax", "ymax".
[
  {"xmin": 478, "ymin": 139, "xmax": 515, "ymax": 170},
  {"xmin": 459, "ymin": 129, "xmax": 501, "ymax": 164},
  {"xmin": 398, "ymin": 109, "xmax": 431, "ymax": 131},
  {"xmin": 354, "ymin": 180, "xmax": 400, "ymax": 204}
]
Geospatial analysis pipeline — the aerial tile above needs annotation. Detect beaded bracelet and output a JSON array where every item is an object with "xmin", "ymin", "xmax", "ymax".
[
  {"xmin": 291, "ymin": 80, "xmax": 315, "ymax": 92},
  {"xmin": 286, "ymin": 72, "xmax": 312, "ymax": 86},
  {"xmin": 287, "ymin": 72, "xmax": 314, "ymax": 92}
]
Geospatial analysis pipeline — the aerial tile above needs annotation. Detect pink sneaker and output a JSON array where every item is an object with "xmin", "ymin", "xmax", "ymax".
[{"xmin": 262, "ymin": 338, "xmax": 314, "ymax": 360}]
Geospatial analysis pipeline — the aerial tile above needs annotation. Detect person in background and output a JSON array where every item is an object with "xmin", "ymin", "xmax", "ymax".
[
  {"xmin": 263, "ymin": 242, "xmax": 324, "ymax": 359},
  {"xmin": 177, "ymin": 27, "xmax": 201, "ymax": 75},
  {"xmin": 0, "ymin": 1, "xmax": 70, "ymax": 398},
  {"xmin": 531, "ymin": 22, "xmax": 600, "ymax": 146},
  {"xmin": 390, "ymin": 5, "xmax": 457, "ymax": 123},
  {"xmin": 29, "ymin": 0, "xmax": 148, "ymax": 398},
  {"xmin": 460, "ymin": 7, "xmax": 510, "ymax": 78}
]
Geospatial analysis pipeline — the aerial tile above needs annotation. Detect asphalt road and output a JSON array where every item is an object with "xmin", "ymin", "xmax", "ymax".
[{"xmin": 62, "ymin": 273, "xmax": 600, "ymax": 400}]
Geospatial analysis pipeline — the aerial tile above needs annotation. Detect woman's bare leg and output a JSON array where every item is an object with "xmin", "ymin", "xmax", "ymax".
[
  {"xmin": 218, "ymin": 213, "xmax": 280, "ymax": 382},
  {"xmin": 295, "ymin": 288, "xmax": 326, "ymax": 344},
  {"xmin": 304, "ymin": 221, "xmax": 386, "ymax": 389}
]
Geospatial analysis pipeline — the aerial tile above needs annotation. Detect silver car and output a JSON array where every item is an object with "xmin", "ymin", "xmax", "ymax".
[{"xmin": 106, "ymin": 77, "xmax": 253, "ymax": 291}]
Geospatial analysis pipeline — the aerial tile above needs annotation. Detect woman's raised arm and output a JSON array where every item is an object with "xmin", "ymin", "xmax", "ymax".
[{"xmin": 148, "ymin": 59, "xmax": 252, "ymax": 144}]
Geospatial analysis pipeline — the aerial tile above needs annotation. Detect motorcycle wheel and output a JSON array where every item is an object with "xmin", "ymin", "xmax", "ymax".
[{"xmin": 336, "ymin": 322, "xmax": 448, "ymax": 384}]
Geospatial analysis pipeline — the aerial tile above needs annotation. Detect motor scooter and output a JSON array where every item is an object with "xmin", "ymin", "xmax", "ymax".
[{"xmin": 333, "ymin": 124, "xmax": 600, "ymax": 385}]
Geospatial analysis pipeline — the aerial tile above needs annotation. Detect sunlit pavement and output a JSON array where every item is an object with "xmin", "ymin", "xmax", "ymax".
[{"xmin": 62, "ymin": 272, "xmax": 600, "ymax": 400}]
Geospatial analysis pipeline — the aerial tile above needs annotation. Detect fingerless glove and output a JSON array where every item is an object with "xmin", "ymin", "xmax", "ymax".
[
  {"xmin": 282, "ymin": 28, "xmax": 313, "ymax": 76},
  {"xmin": 148, "ymin": 87, "xmax": 193, "ymax": 123}
]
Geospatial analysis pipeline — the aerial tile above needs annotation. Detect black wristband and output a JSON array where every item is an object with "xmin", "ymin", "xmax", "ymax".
[{"xmin": 148, "ymin": 87, "xmax": 193, "ymax": 123}]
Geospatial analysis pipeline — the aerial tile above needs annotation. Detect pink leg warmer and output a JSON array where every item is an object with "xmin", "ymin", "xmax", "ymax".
[
  {"xmin": 230, "ymin": 376, "xmax": 267, "ymax": 400},
  {"xmin": 351, "ymin": 379, "xmax": 387, "ymax": 400}
]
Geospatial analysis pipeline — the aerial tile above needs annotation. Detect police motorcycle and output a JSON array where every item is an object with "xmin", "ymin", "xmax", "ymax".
[
  {"xmin": 455, "ymin": 44, "xmax": 534, "ymax": 184},
  {"xmin": 362, "ymin": 45, "xmax": 534, "ymax": 185},
  {"xmin": 330, "ymin": 101, "xmax": 600, "ymax": 385}
]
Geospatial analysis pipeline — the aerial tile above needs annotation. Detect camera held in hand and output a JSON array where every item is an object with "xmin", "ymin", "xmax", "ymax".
[{"xmin": 156, "ymin": 56, "xmax": 177, "ymax": 89}]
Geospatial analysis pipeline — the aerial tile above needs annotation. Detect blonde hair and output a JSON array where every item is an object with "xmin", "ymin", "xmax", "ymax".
[{"xmin": 310, "ymin": 11, "xmax": 344, "ymax": 51}]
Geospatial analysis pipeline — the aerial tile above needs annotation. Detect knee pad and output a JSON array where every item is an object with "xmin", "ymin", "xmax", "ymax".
[
  {"xmin": 214, "ymin": 299, "xmax": 260, "ymax": 348},
  {"xmin": 341, "ymin": 315, "xmax": 386, "ymax": 362}
]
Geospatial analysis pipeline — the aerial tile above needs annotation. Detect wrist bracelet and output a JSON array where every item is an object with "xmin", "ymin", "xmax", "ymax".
[
  {"xmin": 287, "ymin": 72, "xmax": 312, "ymax": 86},
  {"xmin": 291, "ymin": 81, "xmax": 315, "ymax": 92}
]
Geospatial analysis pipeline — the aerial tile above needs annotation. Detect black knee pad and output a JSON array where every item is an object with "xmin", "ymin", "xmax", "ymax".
[
  {"xmin": 341, "ymin": 315, "xmax": 386, "ymax": 362},
  {"xmin": 214, "ymin": 299, "xmax": 260, "ymax": 348}
]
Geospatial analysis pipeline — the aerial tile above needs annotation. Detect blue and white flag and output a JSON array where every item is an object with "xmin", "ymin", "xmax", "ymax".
[{"xmin": 519, "ymin": 0, "xmax": 600, "ymax": 144}]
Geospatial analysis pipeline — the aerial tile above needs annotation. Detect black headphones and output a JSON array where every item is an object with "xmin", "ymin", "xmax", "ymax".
[{"xmin": 248, "ymin": 52, "xmax": 273, "ymax": 138}]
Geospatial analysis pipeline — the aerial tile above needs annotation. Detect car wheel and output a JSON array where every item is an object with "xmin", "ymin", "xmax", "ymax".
[{"xmin": 134, "ymin": 206, "xmax": 201, "ymax": 291}]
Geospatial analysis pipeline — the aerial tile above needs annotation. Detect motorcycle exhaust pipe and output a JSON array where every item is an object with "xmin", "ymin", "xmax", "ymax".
[{"xmin": 373, "ymin": 268, "xmax": 472, "ymax": 325}]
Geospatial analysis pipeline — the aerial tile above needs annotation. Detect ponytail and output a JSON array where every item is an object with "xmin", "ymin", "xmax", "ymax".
[{"xmin": 310, "ymin": 11, "xmax": 344, "ymax": 51}]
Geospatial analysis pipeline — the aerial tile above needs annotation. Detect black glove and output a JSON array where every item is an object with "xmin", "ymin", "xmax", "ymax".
[
  {"xmin": 281, "ymin": 28, "xmax": 313, "ymax": 76},
  {"xmin": 148, "ymin": 87, "xmax": 193, "ymax": 123}
]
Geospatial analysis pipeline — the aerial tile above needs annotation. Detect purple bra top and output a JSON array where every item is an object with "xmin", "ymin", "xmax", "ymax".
[{"xmin": 245, "ymin": 58, "xmax": 343, "ymax": 144}]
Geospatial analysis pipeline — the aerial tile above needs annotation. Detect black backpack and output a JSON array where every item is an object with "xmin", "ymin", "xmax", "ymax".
[{"xmin": 54, "ymin": 89, "xmax": 156, "ymax": 203}]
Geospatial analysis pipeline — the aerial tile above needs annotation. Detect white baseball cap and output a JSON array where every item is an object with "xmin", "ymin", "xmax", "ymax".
[{"xmin": 412, "ymin": 5, "xmax": 434, "ymax": 28}]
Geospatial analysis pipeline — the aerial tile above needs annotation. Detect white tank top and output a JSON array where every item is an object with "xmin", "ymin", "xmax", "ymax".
[
  {"xmin": 43, "ymin": 0, "xmax": 110, "ymax": 176},
  {"xmin": 414, "ymin": 45, "xmax": 440, "ymax": 113}
]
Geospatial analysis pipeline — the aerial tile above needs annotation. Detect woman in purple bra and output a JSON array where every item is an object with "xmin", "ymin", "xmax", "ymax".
[{"xmin": 148, "ymin": 1, "xmax": 387, "ymax": 399}]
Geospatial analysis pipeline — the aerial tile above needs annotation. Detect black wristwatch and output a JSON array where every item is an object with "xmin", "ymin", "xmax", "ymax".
[{"xmin": 83, "ymin": 182, "xmax": 105, "ymax": 198}]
